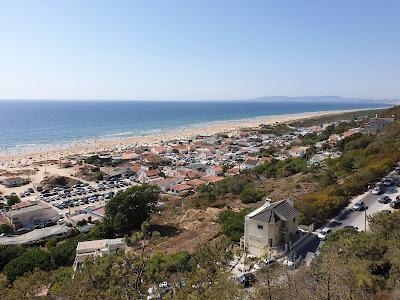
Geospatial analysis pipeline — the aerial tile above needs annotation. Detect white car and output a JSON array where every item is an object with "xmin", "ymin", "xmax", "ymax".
[
  {"xmin": 372, "ymin": 186, "xmax": 384, "ymax": 195},
  {"xmin": 352, "ymin": 201, "xmax": 365, "ymax": 211},
  {"xmin": 317, "ymin": 227, "xmax": 331, "ymax": 240}
]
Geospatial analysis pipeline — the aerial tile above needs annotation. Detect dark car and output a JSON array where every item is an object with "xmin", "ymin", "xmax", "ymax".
[
  {"xmin": 378, "ymin": 196, "xmax": 391, "ymax": 204},
  {"xmin": 390, "ymin": 200, "xmax": 400, "ymax": 209},
  {"xmin": 33, "ymin": 224, "xmax": 43, "ymax": 230},
  {"xmin": 344, "ymin": 225, "xmax": 358, "ymax": 231},
  {"xmin": 44, "ymin": 220, "xmax": 56, "ymax": 227},
  {"xmin": 16, "ymin": 228, "xmax": 31, "ymax": 235}
]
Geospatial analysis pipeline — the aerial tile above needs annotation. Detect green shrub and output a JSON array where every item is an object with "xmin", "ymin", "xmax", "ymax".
[
  {"xmin": 240, "ymin": 187, "xmax": 264, "ymax": 204},
  {"xmin": 218, "ymin": 208, "xmax": 252, "ymax": 242}
]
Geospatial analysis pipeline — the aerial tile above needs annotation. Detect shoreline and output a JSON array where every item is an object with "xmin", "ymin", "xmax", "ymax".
[{"xmin": 0, "ymin": 107, "xmax": 387, "ymax": 166}]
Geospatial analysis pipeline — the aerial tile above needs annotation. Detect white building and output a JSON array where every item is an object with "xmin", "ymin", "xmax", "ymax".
[
  {"xmin": 288, "ymin": 146, "xmax": 309, "ymax": 158},
  {"xmin": 3, "ymin": 203, "xmax": 59, "ymax": 230},
  {"xmin": 73, "ymin": 238, "xmax": 127, "ymax": 271}
]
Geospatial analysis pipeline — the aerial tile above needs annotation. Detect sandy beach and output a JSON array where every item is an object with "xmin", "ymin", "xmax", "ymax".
[{"xmin": 0, "ymin": 108, "xmax": 381, "ymax": 168}]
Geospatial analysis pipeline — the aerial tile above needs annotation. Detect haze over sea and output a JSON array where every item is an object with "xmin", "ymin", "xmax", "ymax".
[{"xmin": 0, "ymin": 100, "xmax": 392, "ymax": 152}]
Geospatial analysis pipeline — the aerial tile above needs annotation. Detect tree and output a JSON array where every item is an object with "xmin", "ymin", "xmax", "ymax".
[
  {"xmin": 0, "ymin": 245, "xmax": 27, "ymax": 271},
  {"xmin": 103, "ymin": 184, "xmax": 160, "ymax": 237},
  {"xmin": 6, "ymin": 195, "xmax": 20, "ymax": 206},
  {"xmin": 0, "ymin": 224, "xmax": 12, "ymax": 235},
  {"xmin": 4, "ymin": 248, "xmax": 52, "ymax": 282}
]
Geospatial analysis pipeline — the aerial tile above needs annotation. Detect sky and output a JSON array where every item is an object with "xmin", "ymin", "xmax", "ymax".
[{"xmin": 0, "ymin": 0, "xmax": 399, "ymax": 101}]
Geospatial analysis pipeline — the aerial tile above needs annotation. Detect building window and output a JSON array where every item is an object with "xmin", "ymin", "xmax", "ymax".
[{"xmin": 257, "ymin": 224, "xmax": 263, "ymax": 230}]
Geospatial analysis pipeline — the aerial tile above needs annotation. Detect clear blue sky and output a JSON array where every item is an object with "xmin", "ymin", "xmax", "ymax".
[{"xmin": 0, "ymin": 0, "xmax": 399, "ymax": 100}]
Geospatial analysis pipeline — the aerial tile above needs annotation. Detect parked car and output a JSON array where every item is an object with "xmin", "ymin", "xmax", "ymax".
[
  {"xmin": 372, "ymin": 186, "xmax": 384, "ymax": 195},
  {"xmin": 16, "ymin": 228, "xmax": 31, "ymax": 235},
  {"xmin": 353, "ymin": 201, "xmax": 365, "ymax": 211},
  {"xmin": 383, "ymin": 177, "xmax": 395, "ymax": 186},
  {"xmin": 380, "ymin": 210, "xmax": 392, "ymax": 215},
  {"xmin": 344, "ymin": 225, "xmax": 358, "ymax": 231},
  {"xmin": 390, "ymin": 200, "xmax": 400, "ymax": 209},
  {"xmin": 44, "ymin": 220, "xmax": 56, "ymax": 227},
  {"xmin": 318, "ymin": 227, "xmax": 331, "ymax": 240},
  {"xmin": 378, "ymin": 196, "xmax": 391, "ymax": 204}
]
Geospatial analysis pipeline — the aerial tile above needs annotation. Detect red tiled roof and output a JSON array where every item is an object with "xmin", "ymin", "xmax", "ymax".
[
  {"xmin": 202, "ymin": 175, "xmax": 224, "ymax": 183},
  {"xmin": 144, "ymin": 169, "xmax": 160, "ymax": 177},
  {"xmin": 186, "ymin": 179, "xmax": 207, "ymax": 187},
  {"xmin": 170, "ymin": 183, "xmax": 193, "ymax": 192}
]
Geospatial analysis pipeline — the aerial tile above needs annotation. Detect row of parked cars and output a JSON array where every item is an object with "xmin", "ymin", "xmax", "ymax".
[
  {"xmin": 52, "ymin": 192, "xmax": 115, "ymax": 209},
  {"xmin": 39, "ymin": 179, "xmax": 132, "ymax": 203},
  {"xmin": 20, "ymin": 187, "xmax": 35, "ymax": 198}
]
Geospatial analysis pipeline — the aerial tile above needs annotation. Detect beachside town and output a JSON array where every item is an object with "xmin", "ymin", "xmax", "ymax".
[{"xmin": 1, "ymin": 112, "xmax": 400, "ymax": 298}]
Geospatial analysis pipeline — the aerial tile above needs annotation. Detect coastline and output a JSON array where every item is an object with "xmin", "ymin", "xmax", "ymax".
[{"xmin": 0, "ymin": 107, "xmax": 386, "ymax": 167}]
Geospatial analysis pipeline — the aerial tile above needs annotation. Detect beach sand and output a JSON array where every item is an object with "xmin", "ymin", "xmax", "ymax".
[{"xmin": 0, "ymin": 108, "xmax": 376, "ymax": 168}]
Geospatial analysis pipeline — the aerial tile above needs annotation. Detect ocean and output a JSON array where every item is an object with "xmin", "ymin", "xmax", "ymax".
[{"xmin": 0, "ymin": 100, "xmax": 391, "ymax": 152}]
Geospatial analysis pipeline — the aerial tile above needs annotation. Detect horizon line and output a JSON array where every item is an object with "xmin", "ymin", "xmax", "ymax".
[{"xmin": 0, "ymin": 95, "xmax": 397, "ymax": 103}]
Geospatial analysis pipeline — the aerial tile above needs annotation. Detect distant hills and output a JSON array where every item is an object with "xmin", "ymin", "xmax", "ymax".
[{"xmin": 248, "ymin": 96, "xmax": 399, "ymax": 104}]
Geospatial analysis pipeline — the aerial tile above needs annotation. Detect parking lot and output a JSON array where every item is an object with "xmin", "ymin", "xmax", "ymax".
[{"xmin": 36, "ymin": 179, "xmax": 138, "ymax": 216}]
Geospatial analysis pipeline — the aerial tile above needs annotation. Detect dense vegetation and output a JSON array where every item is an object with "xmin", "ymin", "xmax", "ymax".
[
  {"xmin": 92, "ymin": 184, "xmax": 160, "ymax": 238},
  {"xmin": 253, "ymin": 158, "xmax": 309, "ymax": 178},
  {"xmin": 0, "ymin": 185, "xmax": 159, "ymax": 283},
  {"xmin": 0, "ymin": 240, "xmax": 241, "ymax": 300},
  {"xmin": 296, "ymin": 120, "xmax": 400, "ymax": 226}
]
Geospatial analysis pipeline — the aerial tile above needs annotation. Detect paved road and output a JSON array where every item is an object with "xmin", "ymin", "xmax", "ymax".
[
  {"xmin": 331, "ymin": 186, "xmax": 399, "ymax": 232},
  {"xmin": 0, "ymin": 224, "xmax": 70, "ymax": 245},
  {"xmin": 290, "ymin": 173, "xmax": 400, "ymax": 259},
  {"xmin": 290, "ymin": 233, "xmax": 321, "ymax": 259}
]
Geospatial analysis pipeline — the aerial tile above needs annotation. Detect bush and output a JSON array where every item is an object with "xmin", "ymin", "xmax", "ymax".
[
  {"xmin": 145, "ymin": 251, "xmax": 192, "ymax": 282},
  {"xmin": 254, "ymin": 158, "xmax": 308, "ymax": 178},
  {"xmin": 240, "ymin": 187, "xmax": 264, "ymax": 204},
  {"xmin": 214, "ymin": 175, "xmax": 250, "ymax": 195},
  {"xmin": 197, "ymin": 184, "xmax": 217, "ymax": 202},
  {"xmin": 218, "ymin": 208, "xmax": 252, "ymax": 242},
  {"xmin": 95, "ymin": 171, "xmax": 104, "ymax": 181}
]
